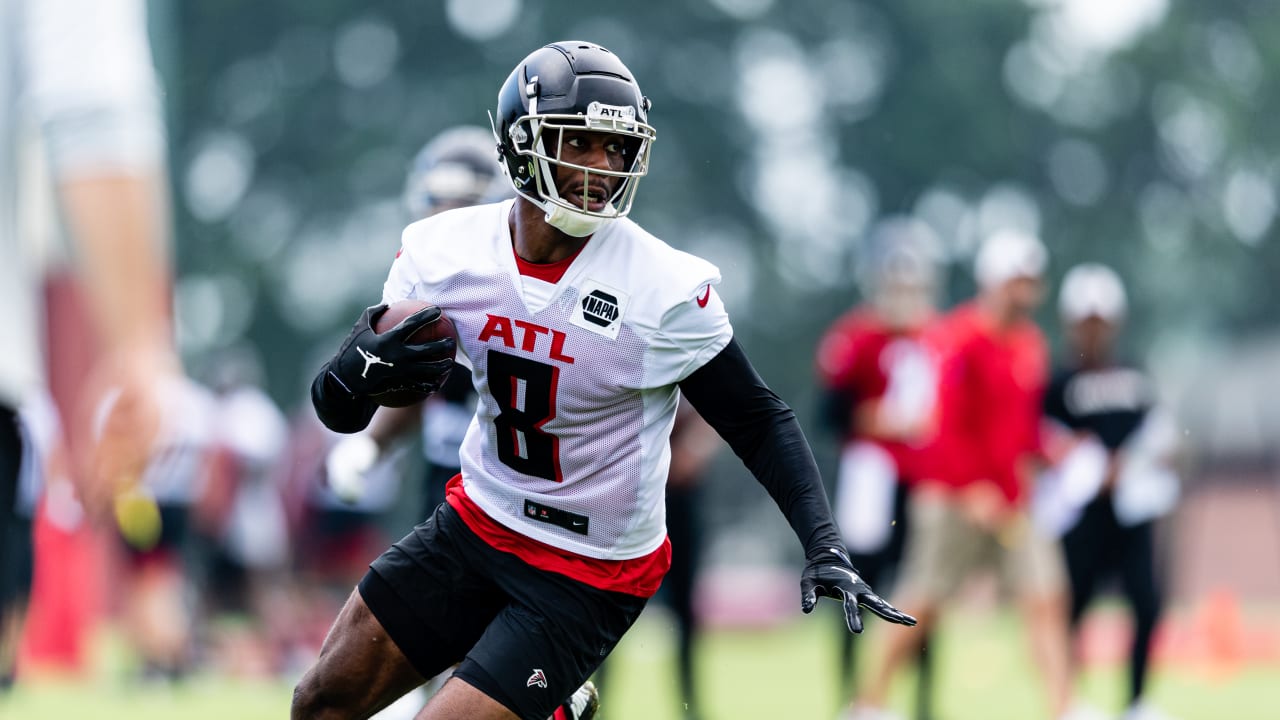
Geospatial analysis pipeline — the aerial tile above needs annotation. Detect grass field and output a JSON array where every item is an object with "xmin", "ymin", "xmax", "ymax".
[{"xmin": 3, "ymin": 604, "xmax": 1275, "ymax": 720}]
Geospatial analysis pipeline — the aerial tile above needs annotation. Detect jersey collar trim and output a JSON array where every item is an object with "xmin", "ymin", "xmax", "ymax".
[{"xmin": 512, "ymin": 239, "xmax": 589, "ymax": 284}]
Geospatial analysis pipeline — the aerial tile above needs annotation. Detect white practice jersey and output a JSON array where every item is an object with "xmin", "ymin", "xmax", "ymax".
[{"xmin": 384, "ymin": 199, "xmax": 732, "ymax": 560}]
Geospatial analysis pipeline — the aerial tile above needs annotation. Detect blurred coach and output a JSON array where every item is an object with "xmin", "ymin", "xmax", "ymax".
[
  {"xmin": 1040, "ymin": 264, "xmax": 1179, "ymax": 720},
  {"xmin": 817, "ymin": 218, "xmax": 941, "ymax": 718},
  {"xmin": 1, "ymin": 0, "xmax": 177, "ymax": 685},
  {"xmin": 850, "ymin": 232, "xmax": 1073, "ymax": 720}
]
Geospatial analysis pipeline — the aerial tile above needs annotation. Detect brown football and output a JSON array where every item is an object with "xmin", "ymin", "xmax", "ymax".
[{"xmin": 369, "ymin": 299, "xmax": 458, "ymax": 407}]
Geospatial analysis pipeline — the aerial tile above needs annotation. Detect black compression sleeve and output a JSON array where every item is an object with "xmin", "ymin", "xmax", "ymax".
[
  {"xmin": 311, "ymin": 367, "xmax": 378, "ymax": 434},
  {"xmin": 678, "ymin": 339, "xmax": 843, "ymax": 554}
]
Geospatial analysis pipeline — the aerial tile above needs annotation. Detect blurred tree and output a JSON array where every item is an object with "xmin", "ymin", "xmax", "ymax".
[{"xmin": 166, "ymin": 0, "xmax": 1277, "ymax": 416}]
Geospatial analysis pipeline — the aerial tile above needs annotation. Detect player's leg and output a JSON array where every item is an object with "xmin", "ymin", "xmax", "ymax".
[
  {"xmin": 664, "ymin": 481, "xmax": 702, "ymax": 718},
  {"xmin": 838, "ymin": 548, "xmax": 883, "ymax": 698},
  {"xmin": 853, "ymin": 494, "xmax": 974, "ymax": 713},
  {"xmin": 1020, "ymin": 590, "xmax": 1073, "ymax": 719},
  {"xmin": 417, "ymin": 674, "xmax": 599, "ymax": 720},
  {"xmin": 293, "ymin": 504, "xmax": 506, "ymax": 719},
  {"xmin": 416, "ymin": 675, "xmax": 518, "ymax": 719},
  {"xmin": 880, "ymin": 483, "xmax": 935, "ymax": 720},
  {"xmin": 435, "ymin": 523, "xmax": 647, "ymax": 720},
  {"xmin": 291, "ymin": 587, "xmax": 430, "ymax": 719},
  {"xmin": 1118, "ymin": 518, "xmax": 1162, "ymax": 709},
  {"xmin": 1060, "ymin": 495, "xmax": 1109, "ymax": 698},
  {"xmin": 1006, "ymin": 513, "xmax": 1072, "ymax": 719},
  {"xmin": 439, "ymin": 599, "xmax": 635, "ymax": 720},
  {"xmin": 120, "ymin": 504, "xmax": 192, "ymax": 679},
  {"xmin": 1056, "ymin": 498, "xmax": 1114, "ymax": 719},
  {"xmin": 1062, "ymin": 498, "xmax": 1110, "ymax": 632}
]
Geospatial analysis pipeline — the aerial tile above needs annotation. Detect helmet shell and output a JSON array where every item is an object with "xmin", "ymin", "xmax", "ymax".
[{"xmin": 492, "ymin": 41, "xmax": 655, "ymax": 228}]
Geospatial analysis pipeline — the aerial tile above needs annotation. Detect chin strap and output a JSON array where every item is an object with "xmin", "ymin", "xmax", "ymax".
[{"xmin": 543, "ymin": 201, "xmax": 611, "ymax": 237}]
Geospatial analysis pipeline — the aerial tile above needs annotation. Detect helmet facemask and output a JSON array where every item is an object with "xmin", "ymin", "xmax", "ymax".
[{"xmin": 494, "ymin": 98, "xmax": 656, "ymax": 236}]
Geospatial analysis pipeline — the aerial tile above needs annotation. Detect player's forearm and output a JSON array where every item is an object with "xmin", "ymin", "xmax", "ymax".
[
  {"xmin": 680, "ymin": 340, "xmax": 843, "ymax": 553},
  {"xmin": 312, "ymin": 369, "xmax": 378, "ymax": 434},
  {"xmin": 747, "ymin": 410, "xmax": 844, "ymax": 554},
  {"xmin": 59, "ymin": 173, "xmax": 173, "ymax": 356}
]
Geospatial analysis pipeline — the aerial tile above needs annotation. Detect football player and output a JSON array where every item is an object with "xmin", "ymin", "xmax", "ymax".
[
  {"xmin": 1043, "ymin": 264, "xmax": 1179, "ymax": 720},
  {"xmin": 816, "ymin": 218, "xmax": 940, "ymax": 717},
  {"xmin": 292, "ymin": 41, "xmax": 915, "ymax": 720},
  {"xmin": 847, "ymin": 231, "xmax": 1073, "ymax": 720}
]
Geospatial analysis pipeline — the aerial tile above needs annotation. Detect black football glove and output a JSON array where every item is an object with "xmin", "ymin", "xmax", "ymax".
[
  {"xmin": 326, "ymin": 304, "xmax": 455, "ymax": 399},
  {"xmin": 801, "ymin": 545, "xmax": 917, "ymax": 634}
]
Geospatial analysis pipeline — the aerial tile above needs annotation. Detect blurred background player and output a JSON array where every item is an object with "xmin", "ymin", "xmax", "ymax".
[
  {"xmin": 325, "ymin": 126, "xmax": 512, "ymax": 514},
  {"xmin": 0, "ymin": 0, "xmax": 178, "ymax": 686},
  {"xmin": 111, "ymin": 378, "xmax": 215, "ymax": 682},
  {"xmin": 195, "ymin": 350, "xmax": 294, "ymax": 676},
  {"xmin": 1039, "ymin": 264, "xmax": 1180, "ymax": 720},
  {"xmin": 289, "ymin": 403, "xmax": 404, "ymax": 671},
  {"xmin": 818, "ymin": 218, "xmax": 941, "ymax": 719},
  {"xmin": 849, "ymin": 231, "xmax": 1073, "ymax": 720},
  {"xmin": 657, "ymin": 400, "xmax": 720, "ymax": 720}
]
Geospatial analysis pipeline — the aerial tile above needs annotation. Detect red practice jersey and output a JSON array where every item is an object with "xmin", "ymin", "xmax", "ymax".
[
  {"xmin": 924, "ymin": 302, "xmax": 1048, "ymax": 504},
  {"xmin": 815, "ymin": 308, "xmax": 937, "ymax": 483}
]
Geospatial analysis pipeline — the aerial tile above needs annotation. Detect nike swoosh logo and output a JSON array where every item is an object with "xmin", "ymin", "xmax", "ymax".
[{"xmin": 696, "ymin": 285, "xmax": 711, "ymax": 308}]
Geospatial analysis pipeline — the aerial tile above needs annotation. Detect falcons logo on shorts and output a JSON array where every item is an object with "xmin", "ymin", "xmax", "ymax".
[{"xmin": 527, "ymin": 668, "xmax": 548, "ymax": 689}]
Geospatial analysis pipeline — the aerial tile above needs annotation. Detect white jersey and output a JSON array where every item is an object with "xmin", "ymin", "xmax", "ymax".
[{"xmin": 383, "ymin": 200, "xmax": 732, "ymax": 560}]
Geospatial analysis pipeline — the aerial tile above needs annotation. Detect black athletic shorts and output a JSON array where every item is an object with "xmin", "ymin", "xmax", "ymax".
[{"xmin": 359, "ymin": 502, "xmax": 648, "ymax": 720}]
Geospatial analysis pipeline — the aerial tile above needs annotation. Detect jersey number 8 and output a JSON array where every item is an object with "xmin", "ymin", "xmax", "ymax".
[{"xmin": 487, "ymin": 349, "xmax": 561, "ymax": 482}]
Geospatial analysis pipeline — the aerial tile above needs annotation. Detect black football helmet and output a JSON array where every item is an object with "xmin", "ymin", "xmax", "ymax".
[
  {"xmin": 492, "ymin": 41, "xmax": 656, "ymax": 236},
  {"xmin": 404, "ymin": 126, "xmax": 512, "ymax": 220}
]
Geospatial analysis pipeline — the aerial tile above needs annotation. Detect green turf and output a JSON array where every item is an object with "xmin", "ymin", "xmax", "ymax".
[
  {"xmin": 2, "ymin": 605, "xmax": 1275, "ymax": 719},
  {"xmin": 604, "ymin": 605, "xmax": 1279, "ymax": 720}
]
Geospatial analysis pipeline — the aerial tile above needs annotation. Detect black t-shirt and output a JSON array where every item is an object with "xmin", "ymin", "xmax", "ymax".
[{"xmin": 1043, "ymin": 363, "xmax": 1152, "ymax": 450}]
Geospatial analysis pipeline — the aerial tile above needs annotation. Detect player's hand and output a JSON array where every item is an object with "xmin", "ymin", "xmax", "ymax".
[
  {"xmin": 327, "ymin": 304, "xmax": 455, "ymax": 398},
  {"xmin": 77, "ymin": 347, "xmax": 178, "ymax": 517},
  {"xmin": 800, "ymin": 546, "xmax": 917, "ymax": 634},
  {"xmin": 326, "ymin": 434, "xmax": 379, "ymax": 504}
]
